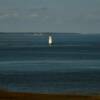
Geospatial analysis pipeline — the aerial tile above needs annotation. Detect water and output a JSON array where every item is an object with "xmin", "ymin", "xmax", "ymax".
[{"xmin": 0, "ymin": 33, "xmax": 100, "ymax": 94}]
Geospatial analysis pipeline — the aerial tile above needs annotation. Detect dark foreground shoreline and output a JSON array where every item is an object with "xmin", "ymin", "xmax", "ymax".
[{"xmin": 0, "ymin": 90, "xmax": 100, "ymax": 100}]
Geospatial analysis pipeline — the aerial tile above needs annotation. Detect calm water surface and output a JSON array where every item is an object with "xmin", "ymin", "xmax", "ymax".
[{"xmin": 0, "ymin": 33, "xmax": 100, "ymax": 94}]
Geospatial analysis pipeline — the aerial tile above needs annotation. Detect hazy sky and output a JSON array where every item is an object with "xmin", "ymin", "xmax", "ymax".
[{"xmin": 0, "ymin": 0, "xmax": 100, "ymax": 33}]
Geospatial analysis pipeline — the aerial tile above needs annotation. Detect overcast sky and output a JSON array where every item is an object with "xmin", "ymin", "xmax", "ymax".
[{"xmin": 0, "ymin": 0, "xmax": 100, "ymax": 33}]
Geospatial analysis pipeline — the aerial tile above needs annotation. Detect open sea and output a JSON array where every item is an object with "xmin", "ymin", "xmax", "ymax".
[{"xmin": 0, "ymin": 33, "xmax": 100, "ymax": 94}]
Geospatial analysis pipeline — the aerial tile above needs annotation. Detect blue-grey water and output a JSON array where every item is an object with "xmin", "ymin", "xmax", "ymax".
[{"xmin": 0, "ymin": 33, "xmax": 100, "ymax": 94}]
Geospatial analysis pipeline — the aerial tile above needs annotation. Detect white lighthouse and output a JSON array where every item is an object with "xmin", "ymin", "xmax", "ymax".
[{"xmin": 48, "ymin": 35, "xmax": 53, "ymax": 46}]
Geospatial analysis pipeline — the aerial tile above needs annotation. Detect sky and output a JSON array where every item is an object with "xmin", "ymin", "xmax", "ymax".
[{"xmin": 0, "ymin": 0, "xmax": 100, "ymax": 33}]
